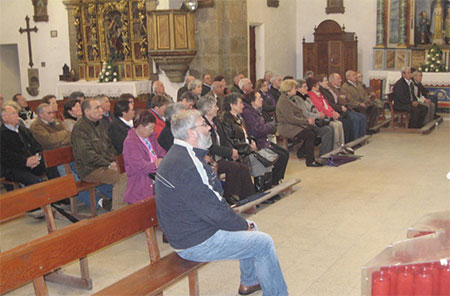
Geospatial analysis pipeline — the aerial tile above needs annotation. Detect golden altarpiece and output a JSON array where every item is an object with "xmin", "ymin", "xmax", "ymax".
[{"xmin": 63, "ymin": 0, "xmax": 197, "ymax": 82}]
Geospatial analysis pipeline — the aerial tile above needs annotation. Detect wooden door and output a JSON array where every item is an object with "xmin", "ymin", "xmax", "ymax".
[{"xmin": 328, "ymin": 41, "xmax": 343, "ymax": 77}]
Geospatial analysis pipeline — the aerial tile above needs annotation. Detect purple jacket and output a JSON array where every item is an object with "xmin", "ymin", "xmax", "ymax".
[
  {"xmin": 241, "ymin": 101, "xmax": 276, "ymax": 149},
  {"xmin": 122, "ymin": 128, "xmax": 166, "ymax": 204}
]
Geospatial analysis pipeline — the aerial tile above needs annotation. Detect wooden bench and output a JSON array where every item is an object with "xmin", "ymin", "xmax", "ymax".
[
  {"xmin": 43, "ymin": 146, "xmax": 103, "ymax": 218},
  {"xmin": 0, "ymin": 198, "xmax": 205, "ymax": 296},
  {"xmin": 0, "ymin": 175, "xmax": 93, "ymax": 291}
]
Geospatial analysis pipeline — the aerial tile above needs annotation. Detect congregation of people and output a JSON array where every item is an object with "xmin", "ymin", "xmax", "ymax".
[{"xmin": 0, "ymin": 66, "xmax": 440, "ymax": 295}]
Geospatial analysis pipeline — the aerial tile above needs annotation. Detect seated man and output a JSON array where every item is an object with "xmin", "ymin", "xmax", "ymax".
[
  {"xmin": 206, "ymin": 81, "xmax": 226, "ymax": 110},
  {"xmin": 239, "ymin": 78, "xmax": 253, "ymax": 97},
  {"xmin": 392, "ymin": 67, "xmax": 428, "ymax": 129},
  {"xmin": 71, "ymin": 98, "xmax": 127, "ymax": 210},
  {"xmin": 155, "ymin": 110, "xmax": 288, "ymax": 295},
  {"xmin": 341, "ymin": 70, "xmax": 380, "ymax": 130},
  {"xmin": 157, "ymin": 102, "xmax": 186, "ymax": 152},
  {"xmin": 146, "ymin": 80, "xmax": 173, "ymax": 109},
  {"xmin": 230, "ymin": 73, "xmax": 244, "ymax": 94},
  {"xmin": 269, "ymin": 75, "xmax": 282, "ymax": 102},
  {"xmin": 98, "ymin": 95, "xmax": 113, "ymax": 130},
  {"xmin": 12, "ymin": 93, "xmax": 35, "ymax": 127},
  {"xmin": 177, "ymin": 75, "xmax": 195, "ymax": 101},
  {"xmin": 177, "ymin": 91, "xmax": 197, "ymax": 110},
  {"xmin": 412, "ymin": 70, "xmax": 438, "ymax": 124},
  {"xmin": 30, "ymin": 103, "xmax": 71, "ymax": 150},
  {"xmin": 201, "ymin": 73, "xmax": 212, "ymax": 96},
  {"xmin": 108, "ymin": 98, "xmax": 135, "ymax": 154},
  {"xmin": 1, "ymin": 104, "xmax": 45, "ymax": 186}
]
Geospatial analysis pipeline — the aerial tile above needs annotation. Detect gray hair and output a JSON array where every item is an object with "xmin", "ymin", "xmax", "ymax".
[
  {"xmin": 412, "ymin": 70, "xmax": 422, "ymax": 78},
  {"xmin": 329, "ymin": 73, "xmax": 339, "ymax": 82},
  {"xmin": 171, "ymin": 109, "xmax": 202, "ymax": 140},
  {"xmin": 270, "ymin": 75, "xmax": 281, "ymax": 84},
  {"xmin": 188, "ymin": 79, "xmax": 202, "ymax": 91},
  {"xmin": 345, "ymin": 70, "xmax": 353, "ymax": 80},
  {"xmin": 264, "ymin": 71, "xmax": 273, "ymax": 79},
  {"xmin": 197, "ymin": 95, "xmax": 217, "ymax": 115},
  {"xmin": 239, "ymin": 78, "xmax": 251, "ymax": 90},
  {"xmin": 0, "ymin": 102, "xmax": 20, "ymax": 122},
  {"xmin": 152, "ymin": 80, "xmax": 163, "ymax": 93},
  {"xmin": 296, "ymin": 79, "xmax": 305, "ymax": 87},
  {"xmin": 164, "ymin": 102, "xmax": 185, "ymax": 122},
  {"xmin": 36, "ymin": 103, "xmax": 50, "ymax": 116},
  {"xmin": 401, "ymin": 66, "xmax": 411, "ymax": 75}
]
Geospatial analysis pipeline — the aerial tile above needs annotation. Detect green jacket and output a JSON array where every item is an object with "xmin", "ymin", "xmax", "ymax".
[
  {"xmin": 71, "ymin": 116, "xmax": 116, "ymax": 179},
  {"xmin": 341, "ymin": 81, "xmax": 370, "ymax": 108}
]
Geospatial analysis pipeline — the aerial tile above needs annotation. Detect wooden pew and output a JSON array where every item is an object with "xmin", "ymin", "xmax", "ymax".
[
  {"xmin": 0, "ymin": 175, "xmax": 93, "ymax": 291},
  {"xmin": 43, "ymin": 146, "xmax": 102, "ymax": 218},
  {"xmin": 0, "ymin": 198, "xmax": 205, "ymax": 296}
]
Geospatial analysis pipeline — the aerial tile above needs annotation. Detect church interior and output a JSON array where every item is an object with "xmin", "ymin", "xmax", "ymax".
[{"xmin": 0, "ymin": 0, "xmax": 449, "ymax": 295}]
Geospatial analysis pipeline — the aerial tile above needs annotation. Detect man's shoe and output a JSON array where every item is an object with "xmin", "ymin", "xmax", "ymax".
[
  {"xmin": 238, "ymin": 284, "xmax": 262, "ymax": 295},
  {"xmin": 99, "ymin": 198, "xmax": 112, "ymax": 211},
  {"xmin": 306, "ymin": 161, "xmax": 323, "ymax": 167}
]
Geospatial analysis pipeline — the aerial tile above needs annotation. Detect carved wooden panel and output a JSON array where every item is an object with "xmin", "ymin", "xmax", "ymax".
[
  {"xmin": 174, "ymin": 14, "xmax": 188, "ymax": 49},
  {"xmin": 303, "ymin": 43, "xmax": 317, "ymax": 74},
  {"xmin": 386, "ymin": 50, "xmax": 395, "ymax": 69},
  {"xmin": 156, "ymin": 14, "xmax": 170, "ymax": 50},
  {"xmin": 317, "ymin": 42, "xmax": 329, "ymax": 74}
]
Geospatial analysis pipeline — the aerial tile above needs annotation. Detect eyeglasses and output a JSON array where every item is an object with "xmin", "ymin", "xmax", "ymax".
[{"xmin": 193, "ymin": 123, "xmax": 208, "ymax": 128}]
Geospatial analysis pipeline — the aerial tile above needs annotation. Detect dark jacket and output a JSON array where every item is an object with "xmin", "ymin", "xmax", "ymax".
[
  {"xmin": 155, "ymin": 141, "xmax": 248, "ymax": 249},
  {"xmin": 413, "ymin": 80, "xmax": 429, "ymax": 98},
  {"xmin": 259, "ymin": 90, "xmax": 276, "ymax": 122},
  {"xmin": 219, "ymin": 111, "xmax": 253, "ymax": 156},
  {"xmin": 241, "ymin": 102, "xmax": 275, "ymax": 149},
  {"xmin": 393, "ymin": 78, "xmax": 417, "ymax": 111},
  {"xmin": 177, "ymin": 84, "xmax": 189, "ymax": 101},
  {"xmin": 1, "ymin": 124, "xmax": 42, "ymax": 171},
  {"xmin": 157, "ymin": 121, "xmax": 174, "ymax": 152},
  {"xmin": 108, "ymin": 117, "xmax": 131, "ymax": 154},
  {"xmin": 204, "ymin": 116, "xmax": 233, "ymax": 160},
  {"xmin": 71, "ymin": 116, "xmax": 117, "ymax": 179},
  {"xmin": 268, "ymin": 86, "xmax": 281, "ymax": 102},
  {"xmin": 230, "ymin": 84, "xmax": 242, "ymax": 94},
  {"xmin": 100, "ymin": 111, "xmax": 114, "ymax": 131},
  {"xmin": 201, "ymin": 84, "xmax": 211, "ymax": 96},
  {"xmin": 320, "ymin": 86, "xmax": 342, "ymax": 113}
]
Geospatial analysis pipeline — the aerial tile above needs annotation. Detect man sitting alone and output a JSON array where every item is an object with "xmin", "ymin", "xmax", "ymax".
[{"xmin": 155, "ymin": 109, "xmax": 288, "ymax": 295}]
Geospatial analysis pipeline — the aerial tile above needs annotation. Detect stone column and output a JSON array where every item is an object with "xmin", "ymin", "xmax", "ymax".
[
  {"xmin": 375, "ymin": 0, "xmax": 385, "ymax": 47},
  {"xmin": 398, "ymin": 0, "xmax": 407, "ymax": 47},
  {"xmin": 189, "ymin": 0, "xmax": 248, "ymax": 86}
]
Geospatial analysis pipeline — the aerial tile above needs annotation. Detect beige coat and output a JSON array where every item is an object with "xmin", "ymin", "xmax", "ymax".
[
  {"xmin": 30, "ymin": 117, "xmax": 71, "ymax": 150},
  {"xmin": 341, "ymin": 81, "xmax": 370, "ymax": 108},
  {"xmin": 275, "ymin": 93, "xmax": 310, "ymax": 139}
]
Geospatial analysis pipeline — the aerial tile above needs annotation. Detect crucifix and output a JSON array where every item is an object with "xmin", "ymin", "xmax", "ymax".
[
  {"xmin": 19, "ymin": 15, "xmax": 40, "ymax": 96},
  {"xmin": 19, "ymin": 15, "xmax": 38, "ymax": 68}
]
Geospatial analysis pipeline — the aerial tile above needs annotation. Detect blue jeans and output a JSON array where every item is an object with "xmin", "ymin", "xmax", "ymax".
[
  {"xmin": 177, "ymin": 228, "xmax": 288, "ymax": 296},
  {"xmin": 347, "ymin": 111, "xmax": 367, "ymax": 139},
  {"xmin": 58, "ymin": 163, "xmax": 112, "ymax": 208}
]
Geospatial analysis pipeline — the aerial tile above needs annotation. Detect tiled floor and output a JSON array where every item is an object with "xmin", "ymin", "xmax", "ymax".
[{"xmin": 2, "ymin": 119, "xmax": 449, "ymax": 296}]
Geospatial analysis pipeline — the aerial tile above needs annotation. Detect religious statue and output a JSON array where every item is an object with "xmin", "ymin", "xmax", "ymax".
[
  {"xmin": 418, "ymin": 10, "xmax": 431, "ymax": 45},
  {"xmin": 430, "ymin": 0, "xmax": 444, "ymax": 45}
]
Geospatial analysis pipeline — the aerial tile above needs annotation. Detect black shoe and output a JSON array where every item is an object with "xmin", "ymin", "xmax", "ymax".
[
  {"xmin": 238, "ymin": 284, "xmax": 262, "ymax": 295},
  {"xmin": 224, "ymin": 195, "xmax": 239, "ymax": 205},
  {"xmin": 306, "ymin": 161, "xmax": 323, "ymax": 167}
]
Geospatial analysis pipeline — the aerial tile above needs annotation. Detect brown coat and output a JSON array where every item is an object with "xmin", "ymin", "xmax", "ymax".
[
  {"xmin": 30, "ymin": 117, "xmax": 71, "ymax": 150},
  {"xmin": 275, "ymin": 93, "xmax": 310, "ymax": 139},
  {"xmin": 341, "ymin": 81, "xmax": 370, "ymax": 108}
]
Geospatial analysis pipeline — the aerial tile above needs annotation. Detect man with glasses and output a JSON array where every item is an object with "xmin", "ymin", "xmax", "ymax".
[{"xmin": 155, "ymin": 110, "xmax": 288, "ymax": 296}]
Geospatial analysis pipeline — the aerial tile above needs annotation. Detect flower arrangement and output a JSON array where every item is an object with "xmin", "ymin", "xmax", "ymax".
[
  {"xmin": 419, "ymin": 44, "xmax": 447, "ymax": 72},
  {"xmin": 99, "ymin": 60, "xmax": 119, "ymax": 82}
]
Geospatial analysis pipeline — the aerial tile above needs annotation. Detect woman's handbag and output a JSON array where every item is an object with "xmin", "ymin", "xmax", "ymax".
[
  {"xmin": 315, "ymin": 117, "xmax": 331, "ymax": 127},
  {"xmin": 255, "ymin": 148, "xmax": 279, "ymax": 167}
]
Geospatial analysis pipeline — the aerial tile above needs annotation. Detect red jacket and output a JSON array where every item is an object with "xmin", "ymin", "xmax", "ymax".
[
  {"xmin": 308, "ymin": 90, "xmax": 336, "ymax": 118},
  {"xmin": 149, "ymin": 108, "xmax": 166, "ymax": 138}
]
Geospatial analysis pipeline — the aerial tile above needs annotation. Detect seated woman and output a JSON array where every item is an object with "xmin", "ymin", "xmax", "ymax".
[
  {"xmin": 276, "ymin": 79, "xmax": 323, "ymax": 167},
  {"xmin": 197, "ymin": 96, "xmax": 255, "ymax": 204},
  {"xmin": 241, "ymin": 91, "xmax": 289, "ymax": 186},
  {"xmin": 293, "ymin": 79, "xmax": 334, "ymax": 157},
  {"xmin": 220, "ymin": 93, "xmax": 278, "ymax": 193},
  {"xmin": 307, "ymin": 76, "xmax": 349, "ymax": 148},
  {"xmin": 63, "ymin": 99, "xmax": 82, "ymax": 132},
  {"xmin": 149, "ymin": 94, "xmax": 172, "ymax": 138},
  {"xmin": 256, "ymin": 78, "xmax": 276, "ymax": 122},
  {"xmin": 122, "ymin": 110, "xmax": 166, "ymax": 204}
]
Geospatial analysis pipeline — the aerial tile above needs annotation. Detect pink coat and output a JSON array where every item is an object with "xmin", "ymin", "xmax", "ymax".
[
  {"xmin": 308, "ymin": 90, "xmax": 336, "ymax": 118},
  {"xmin": 122, "ymin": 128, "xmax": 166, "ymax": 204}
]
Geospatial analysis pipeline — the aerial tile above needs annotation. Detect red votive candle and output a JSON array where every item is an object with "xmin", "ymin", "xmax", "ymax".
[
  {"xmin": 440, "ymin": 263, "xmax": 450, "ymax": 296},
  {"xmin": 414, "ymin": 266, "xmax": 433, "ymax": 296},
  {"xmin": 372, "ymin": 270, "xmax": 391, "ymax": 296},
  {"xmin": 397, "ymin": 265, "xmax": 414, "ymax": 295}
]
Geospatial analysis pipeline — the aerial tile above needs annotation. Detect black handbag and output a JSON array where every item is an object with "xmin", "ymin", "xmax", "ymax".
[
  {"xmin": 315, "ymin": 117, "xmax": 331, "ymax": 127},
  {"xmin": 254, "ymin": 148, "xmax": 279, "ymax": 167}
]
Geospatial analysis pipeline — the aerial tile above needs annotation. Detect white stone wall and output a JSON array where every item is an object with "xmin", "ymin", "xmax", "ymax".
[
  {"xmin": 0, "ymin": 0, "xmax": 71, "ymax": 101},
  {"xmin": 247, "ymin": 0, "xmax": 298, "ymax": 79},
  {"xmin": 296, "ymin": 0, "xmax": 377, "ymax": 84}
]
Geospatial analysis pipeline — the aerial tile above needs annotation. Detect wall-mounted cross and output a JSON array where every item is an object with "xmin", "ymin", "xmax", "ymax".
[{"xmin": 19, "ymin": 15, "xmax": 38, "ymax": 68}]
